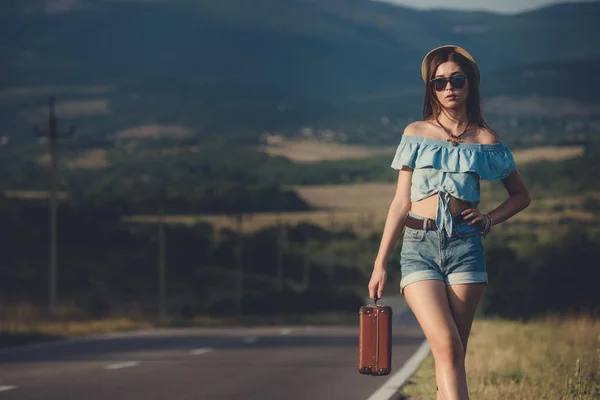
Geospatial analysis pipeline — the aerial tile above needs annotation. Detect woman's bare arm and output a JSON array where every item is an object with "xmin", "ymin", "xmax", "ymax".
[
  {"xmin": 368, "ymin": 166, "xmax": 412, "ymax": 299},
  {"xmin": 374, "ymin": 166, "xmax": 413, "ymax": 267},
  {"xmin": 487, "ymin": 169, "xmax": 531, "ymax": 227}
]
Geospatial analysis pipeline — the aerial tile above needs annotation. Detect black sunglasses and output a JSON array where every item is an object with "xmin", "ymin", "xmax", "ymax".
[{"xmin": 430, "ymin": 75, "xmax": 467, "ymax": 91}]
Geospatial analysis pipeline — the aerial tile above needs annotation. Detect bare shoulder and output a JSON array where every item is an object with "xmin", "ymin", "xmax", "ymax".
[
  {"xmin": 475, "ymin": 127, "xmax": 501, "ymax": 144},
  {"xmin": 403, "ymin": 121, "xmax": 431, "ymax": 137}
]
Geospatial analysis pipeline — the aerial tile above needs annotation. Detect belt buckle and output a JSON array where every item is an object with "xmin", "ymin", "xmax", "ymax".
[{"xmin": 422, "ymin": 217, "xmax": 430, "ymax": 232}]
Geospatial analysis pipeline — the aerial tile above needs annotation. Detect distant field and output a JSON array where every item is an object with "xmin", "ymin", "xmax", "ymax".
[
  {"xmin": 512, "ymin": 145, "xmax": 584, "ymax": 164},
  {"xmin": 32, "ymin": 138, "xmax": 584, "ymax": 171},
  {"xmin": 113, "ymin": 124, "xmax": 193, "ymax": 140},
  {"xmin": 36, "ymin": 148, "xmax": 110, "ymax": 169},
  {"xmin": 122, "ymin": 209, "xmax": 378, "ymax": 235},
  {"xmin": 36, "ymin": 145, "xmax": 203, "ymax": 169},
  {"xmin": 293, "ymin": 182, "xmax": 396, "ymax": 211},
  {"xmin": 259, "ymin": 136, "xmax": 584, "ymax": 165},
  {"xmin": 126, "ymin": 179, "xmax": 600, "ymax": 236},
  {"xmin": 292, "ymin": 182, "xmax": 500, "ymax": 213},
  {"xmin": 294, "ymin": 182, "xmax": 600, "ymax": 223},
  {"xmin": 3, "ymin": 190, "xmax": 69, "ymax": 200},
  {"xmin": 19, "ymin": 136, "xmax": 594, "ymax": 234},
  {"xmin": 258, "ymin": 137, "xmax": 395, "ymax": 163},
  {"xmin": 66, "ymin": 149, "xmax": 110, "ymax": 169},
  {"xmin": 120, "ymin": 141, "xmax": 592, "ymax": 234}
]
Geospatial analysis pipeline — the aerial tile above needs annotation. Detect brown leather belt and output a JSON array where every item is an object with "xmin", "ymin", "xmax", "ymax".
[{"xmin": 405, "ymin": 213, "xmax": 466, "ymax": 231}]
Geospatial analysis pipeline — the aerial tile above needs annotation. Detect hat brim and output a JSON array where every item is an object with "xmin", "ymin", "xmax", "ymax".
[{"xmin": 421, "ymin": 45, "xmax": 480, "ymax": 84}]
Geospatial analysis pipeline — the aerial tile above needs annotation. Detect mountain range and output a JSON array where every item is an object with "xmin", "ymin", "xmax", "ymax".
[{"xmin": 1, "ymin": 0, "xmax": 599, "ymax": 146}]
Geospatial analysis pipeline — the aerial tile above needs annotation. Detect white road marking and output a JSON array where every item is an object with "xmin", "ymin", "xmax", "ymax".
[
  {"xmin": 279, "ymin": 328, "xmax": 293, "ymax": 335},
  {"xmin": 104, "ymin": 361, "xmax": 140, "ymax": 370},
  {"xmin": 242, "ymin": 337, "xmax": 258, "ymax": 344},
  {"xmin": 366, "ymin": 340, "xmax": 431, "ymax": 400},
  {"xmin": 190, "ymin": 347, "xmax": 213, "ymax": 356},
  {"xmin": 0, "ymin": 386, "xmax": 17, "ymax": 392}
]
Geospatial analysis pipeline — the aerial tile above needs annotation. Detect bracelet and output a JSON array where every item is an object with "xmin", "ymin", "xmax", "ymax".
[
  {"xmin": 479, "ymin": 214, "xmax": 488, "ymax": 237},
  {"xmin": 480, "ymin": 214, "xmax": 492, "ymax": 237},
  {"xmin": 479, "ymin": 217, "xmax": 487, "ymax": 237}
]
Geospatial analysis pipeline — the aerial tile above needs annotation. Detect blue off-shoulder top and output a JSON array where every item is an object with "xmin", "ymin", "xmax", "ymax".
[{"xmin": 390, "ymin": 135, "xmax": 517, "ymax": 237}]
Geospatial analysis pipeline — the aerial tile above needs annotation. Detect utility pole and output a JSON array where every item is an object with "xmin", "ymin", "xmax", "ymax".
[
  {"xmin": 276, "ymin": 216, "xmax": 287, "ymax": 292},
  {"xmin": 234, "ymin": 214, "xmax": 244, "ymax": 316},
  {"xmin": 302, "ymin": 223, "xmax": 311, "ymax": 290},
  {"xmin": 157, "ymin": 177, "xmax": 167, "ymax": 323},
  {"xmin": 33, "ymin": 96, "xmax": 75, "ymax": 316}
]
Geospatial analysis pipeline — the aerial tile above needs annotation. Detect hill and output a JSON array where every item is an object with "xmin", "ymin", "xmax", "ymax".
[{"xmin": 0, "ymin": 0, "xmax": 598, "ymax": 146}]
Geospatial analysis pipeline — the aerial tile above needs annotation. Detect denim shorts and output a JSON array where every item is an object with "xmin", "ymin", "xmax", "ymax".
[{"xmin": 399, "ymin": 210, "xmax": 488, "ymax": 294}]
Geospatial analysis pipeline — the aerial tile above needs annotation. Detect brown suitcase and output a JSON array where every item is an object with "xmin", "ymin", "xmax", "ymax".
[{"xmin": 358, "ymin": 296, "xmax": 392, "ymax": 376}]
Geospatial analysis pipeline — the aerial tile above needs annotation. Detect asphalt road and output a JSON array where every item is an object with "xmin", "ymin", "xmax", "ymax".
[{"xmin": 0, "ymin": 302, "xmax": 425, "ymax": 400}]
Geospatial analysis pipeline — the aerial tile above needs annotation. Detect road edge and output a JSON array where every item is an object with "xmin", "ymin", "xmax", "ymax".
[
  {"xmin": 0, "ymin": 328, "xmax": 163, "ymax": 355},
  {"xmin": 366, "ymin": 339, "xmax": 430, "ymax": 400}
]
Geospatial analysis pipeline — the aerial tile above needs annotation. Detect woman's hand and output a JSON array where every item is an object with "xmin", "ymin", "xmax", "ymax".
[
  {"xmin": 368, "ymin": 264, "xmax": 387, "ymax": 300},
  {"xmin": 461, "ymin": 207, "xmax": 486, "ymax": 230}
]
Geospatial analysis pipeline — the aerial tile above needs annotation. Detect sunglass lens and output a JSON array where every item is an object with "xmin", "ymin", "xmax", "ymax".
[
  {"xmin": 450, "ymin": 76, "xmax": 466, "ymax": 89},
  {"xmin": 431, "ymin": 79, "xmax": 446, "ymax": 91}
]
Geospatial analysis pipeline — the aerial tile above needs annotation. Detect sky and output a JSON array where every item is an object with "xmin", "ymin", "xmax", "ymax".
[{"xmin": 372, "ymin": 0, "xmax": 599, "ymax": 14}]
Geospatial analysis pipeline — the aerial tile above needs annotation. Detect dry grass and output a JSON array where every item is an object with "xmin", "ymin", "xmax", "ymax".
[
  {"xmin": 401, "ymin": 315, "xmax": 600, "ymax": 399},
  {"xmin": 294, "ymin": 182, "xmax": 599, "ymax": 223},
  {"xmin": 258, "ymin": 137, "xmax": 395, "ymax": 163},
  {"xmin": 1, "ymin": 318, "xmax": 152, "ymax": 340},
  {"xmin": 0, "ymin": 302, "xmax": 358, "ymax": 348},
  {"xmin": 122, "ymin": 182, "xmax": 600, "ymax": 236},
  {"xmin": 113, "ymin": 125, "xmax": 192, "ymax": 140},
  {"xmin": 126, "ymin": 145, "xmax": 202, "ymax": 159},
  {"xmin": 258, "ymin": 136, "xmax": 583, "ymax": 165},
  {"xmin": 65, "ymin": 149, "xmax": 110, "ymax": 169},
  {"xmin": 3, "ymin": 190, "xmax": 68, "ymax": 200},
  {"xmin": 0, "ymin": 302, "xmax": 152, "ymax": 346},
  {"xmin": 122, "ymin": 209, "xmax": 380, "ymax": 236},
  {"xmin": 295, "ymin": 182, "xmax": 496, "ymax": 212},
  {"xmin": 294, "ymin": 182, "xmax": 598, "ymax": 214},
  {"xmin": 512, "ymin": 146, "xmax": 585, "ymax": 164},
  {"xmin": 36, "ymin": 149, "xmax": 110, "ymax": 169},
  {"xmin": 293, "ymin": 182, "xmax": 396, "ymax": 210}
]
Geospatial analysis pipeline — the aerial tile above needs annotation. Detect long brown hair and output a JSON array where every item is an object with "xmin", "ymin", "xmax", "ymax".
[{"xmin": 422, "ymin": 48, "xmax": 492, "ymax": 131}]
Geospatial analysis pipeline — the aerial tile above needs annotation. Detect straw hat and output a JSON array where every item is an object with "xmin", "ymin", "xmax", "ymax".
[{"xmin": 421, "ymin": 45, "xmax": 480, "ymax": 85}]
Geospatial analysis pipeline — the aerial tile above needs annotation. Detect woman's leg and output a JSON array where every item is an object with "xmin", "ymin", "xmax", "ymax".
[
  {"xmin": 446, "ymin": 283, "xmax": 486, "ymax": 356},
  {"xmin": 432, "ymin": 283, "xmax": 486, "ymax": 400},
  {"xmin": 403, "ymin": 280, "xmax": 469, "ymax": 400}
]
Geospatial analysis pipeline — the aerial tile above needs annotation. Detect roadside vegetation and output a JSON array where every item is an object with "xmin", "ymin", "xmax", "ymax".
[{"xmin": 400, "ymin": 315, "xmax": 600, "ymax": 400}]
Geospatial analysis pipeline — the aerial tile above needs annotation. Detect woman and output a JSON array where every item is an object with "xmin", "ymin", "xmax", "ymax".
[{"xmin": 368, "ymin": 45, "xmax": 531, "ymax": 400}]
